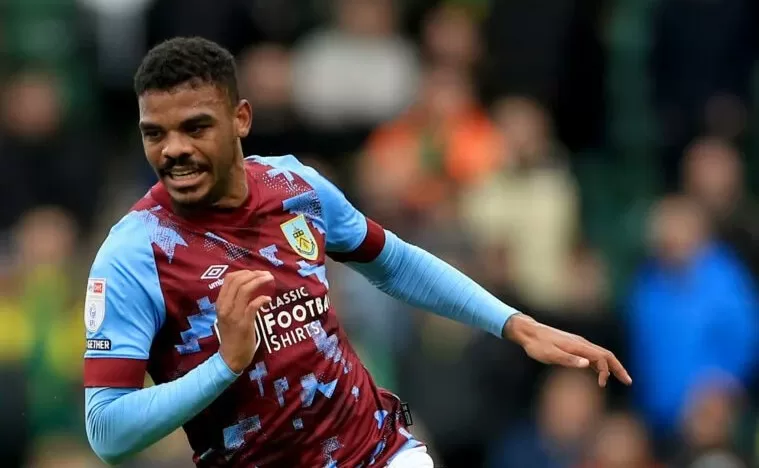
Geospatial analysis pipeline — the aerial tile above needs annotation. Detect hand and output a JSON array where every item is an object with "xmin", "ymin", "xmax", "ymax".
[
  {"xmin": 504, "ymin": 314, "xmax": 632, "ymax": 387},
  {"xmin": 216, "ymin": 270, "xmax": 274, "ymax": 374}
]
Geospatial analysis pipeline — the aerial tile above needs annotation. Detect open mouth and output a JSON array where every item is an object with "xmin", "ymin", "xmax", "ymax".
[
  {"xmin": 164, "ymin": 167, "xmax": 208, "ymax": 189},
  {"xmin": 168, "ymin": 168, "xmax": 202, "ymax": 180}
]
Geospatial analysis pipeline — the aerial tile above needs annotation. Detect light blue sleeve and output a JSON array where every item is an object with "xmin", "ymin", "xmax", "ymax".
[
  {"xmin": 85, "ymin": 354, "xmax": 238, "ymax": 465},
  {"xmin": 349, "ymin": 231, "xmax": 519, "ymax": 337},
  {"xmin": 250, "ymin": 155, "xmax": 518, "ymax": 337},
  {"xmin": 84, "ymin": 212, "xmax": 240, "ymax": 465},
  {"xmin": 84, "ymin": 211, "xmax": 165, "ymax": 361}
]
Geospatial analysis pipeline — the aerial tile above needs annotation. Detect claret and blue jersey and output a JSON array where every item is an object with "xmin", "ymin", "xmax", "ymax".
[{"xmin": 83, "ymin": 155, "xmax": 515, "ymax": 467}]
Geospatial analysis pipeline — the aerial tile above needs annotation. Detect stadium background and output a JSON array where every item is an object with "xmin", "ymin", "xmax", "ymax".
[{"xmin": 2, "ymin": 0, "xmax": 759, "ymax": 467}]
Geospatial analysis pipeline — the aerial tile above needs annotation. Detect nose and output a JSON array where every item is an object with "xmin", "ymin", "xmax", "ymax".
[{"xmin": 161, "ymin": 131, "xmax": 194, "ymax": 160}]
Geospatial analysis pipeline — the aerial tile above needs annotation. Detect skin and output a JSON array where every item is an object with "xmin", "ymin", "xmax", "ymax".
[
  {"xmin": 138, "ymin": 82, "xmax": 251, "ymax": 214},
  {"xmin": 136, "ymin": 81, "xmax": 632, "ymax": 386},
  {"xmin": 505, "ymin": 315, "xmax": 631, "ymax": 387}
]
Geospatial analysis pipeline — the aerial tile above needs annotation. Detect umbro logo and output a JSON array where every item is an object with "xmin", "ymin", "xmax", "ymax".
[{"xmin": 201, "ymin": 265, "xmax": 229, "ymax": 280}]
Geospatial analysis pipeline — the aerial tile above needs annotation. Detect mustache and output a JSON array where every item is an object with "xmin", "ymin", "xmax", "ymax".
[{"xmin": 159, "ymin": 158, "xmax": 209, "ymax": 174}]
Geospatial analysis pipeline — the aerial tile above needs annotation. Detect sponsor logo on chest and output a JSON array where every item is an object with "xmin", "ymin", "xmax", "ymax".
[{"xmin": 255, "ymin": 287, "xmax": 331, "ymax": 354}]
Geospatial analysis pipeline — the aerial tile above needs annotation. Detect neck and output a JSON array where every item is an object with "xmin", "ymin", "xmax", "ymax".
[{"xmin": 212, "ymin": 156, "xmax": 248, "ymax": 210}]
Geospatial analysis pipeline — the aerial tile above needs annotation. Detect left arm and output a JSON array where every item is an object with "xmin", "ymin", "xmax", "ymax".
[
  {"xmin": 276, "ymin": 155, "xmax": 632, "ymax": 387},
  {"xmin": 346, "ymin": 228, "xmax": 516, "ymax": 338},
  {"xmin": 343, "ymin": 226, "xmax": 630, "ymax": 387}
]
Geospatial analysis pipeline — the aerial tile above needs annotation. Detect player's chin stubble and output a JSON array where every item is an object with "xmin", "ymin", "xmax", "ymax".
[{"xmin": 167, "ymin": 175, "xmax": 217, "ymax": 208}]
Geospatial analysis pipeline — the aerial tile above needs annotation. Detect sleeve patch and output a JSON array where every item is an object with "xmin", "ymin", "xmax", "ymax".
[
  {"xmin": 86, "ymin": 339, "xmax": 112, "ymax": 351},
  {"xmin": 85, "ymin": 278, "xmax": 107, "ymax": 333}
]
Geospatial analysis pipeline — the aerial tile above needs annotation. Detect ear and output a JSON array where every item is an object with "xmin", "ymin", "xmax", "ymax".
[{"xmin": 234, "ymin": 99, "xmax": 252, "ymax": 138}]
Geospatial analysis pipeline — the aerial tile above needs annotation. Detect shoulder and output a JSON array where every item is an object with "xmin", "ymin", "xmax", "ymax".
[
  {"xmin": 87, "ymin": 210, "xmax": 166, "ymax": 335},
  {"xmin": 707, "ymin": 242, "xmax": 745, "ymax": 267},
  {"xmin": 703, "ymin": 243, "xmax": 754, "ymax": 287},
  {"xmin": 246, "ymin": 155, "xmax": 378, "ymax": 256},
  {"xmin": 245, "ymin": 154, "xmax": 347, "ymax": 207},
  {"xmin": 91, "ymin": 210, "xmax": 162, "ymax": 296},
  {"xmin": 245, "ymin": 154, "xmax": 325, "ymax": 186},
  {"xmin": 95, "ymin": 211, "xmax": 153, "ymax": 266}
]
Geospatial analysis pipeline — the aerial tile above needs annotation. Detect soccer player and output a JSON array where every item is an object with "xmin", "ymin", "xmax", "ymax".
[{"xmin": 83, "ymin": 37, "xmax": 631, "ymax": 467}]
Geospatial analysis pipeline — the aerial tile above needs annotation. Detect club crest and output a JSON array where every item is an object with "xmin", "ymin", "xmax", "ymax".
[{"xmin": 280, "ymin": 215, "xmax": 319, "ymax": 260}]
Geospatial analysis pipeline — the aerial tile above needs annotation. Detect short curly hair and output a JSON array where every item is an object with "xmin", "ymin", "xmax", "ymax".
[{"xmin": 134, "ymin": 37, "xmax": 239, "ymax": 104}]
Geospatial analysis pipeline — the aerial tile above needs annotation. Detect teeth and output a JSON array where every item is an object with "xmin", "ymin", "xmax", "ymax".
[
  {"xmin": 169, "ymin": 169, "xmax": 200, "ymax": 179},
  {"xmin": 171, "ymin": 172, "xmax": 199, "ymax": 180}
]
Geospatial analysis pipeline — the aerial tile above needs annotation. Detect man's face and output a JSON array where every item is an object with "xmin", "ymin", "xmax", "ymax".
[
  {"xmin": 138, "ymin": 83, "xmax": 251, "ymax": 207},
  {"xmin": 649, "ymin": 198, "xmax": 706, "ymax": 264}
]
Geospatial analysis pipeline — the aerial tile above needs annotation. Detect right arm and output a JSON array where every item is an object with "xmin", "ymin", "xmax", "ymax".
[
  {"xmin": 83, "ymin": 213, "xmax": 269, "ymax": 465},
  {"xmin": 85, "ymin": 357, "xmax": 238, "ymax": 465}
]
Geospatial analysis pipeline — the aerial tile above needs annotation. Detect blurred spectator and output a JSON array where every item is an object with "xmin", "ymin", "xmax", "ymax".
[
  {"xmin": 460, "ymin": 96, "xmax": 578, "ymax": 311},
  {"xmin": 628, "ymin": 195, "xmax": 759, "ymax": 440},
  {"xmin": 0, "ymin": 70, "xmax": 103, "ymax": 234},
  {"xmin": 673, "ymin": 382, "xmax": 749, "ymax": 467},
  {"xmin": 239, "ymin": 43, "xmax": 313, "ymax": 157},
  {"xmin": 13, "ymin": 208, "xmax": 84, "ymax": 440},
  {"xmin": 486, "ymin": 369, "xmax": 604, "ymax": 468},
  {"xmin": 0, "ymin": 207, "xmax": 85, "ymax": 467},
  {"xmin": 358, "ymin": 63, "xmax": 503, "ymax": 224},
  {"xmin": 682, "ymin": 138, "xmax": 759, "ymax": 280},
  {"xmin": 580, "ymin": 412, "xmax": 662, "ymax": 468},
  {"xmin": 80, "ymin": 0, "xmax": 152, "ymax": 90},
  {"xmin": 652, "ymin": 0, "xmax": 759, "ymax": 187},
  {"xmin": 421, "ymin": 3, "xmax": 481, "ymax": 69},
  {"xmin": 562, "ymin": 245, "xmax": 610, "ymax": 317},
  {"xmin": 291, "ymin": 0, "xmax": 420, "ymax": 130},
  {"xmin": 484, "ymin": 0, "xmax": 605, "ymax": 151},
  {"xmin": 1, "ymin": 0, "xmax": 98, "ymax": 121}
]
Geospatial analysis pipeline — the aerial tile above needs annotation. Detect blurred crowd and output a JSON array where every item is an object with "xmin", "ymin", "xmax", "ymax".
[{"xmin": 2, "ymin": 0, "xmax": 759, "ymax": 467}]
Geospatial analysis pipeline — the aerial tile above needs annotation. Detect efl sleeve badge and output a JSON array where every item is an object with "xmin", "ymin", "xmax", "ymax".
[{"xmin": 84, "ymin": 278, "xmax": 107, "ymax": 333}]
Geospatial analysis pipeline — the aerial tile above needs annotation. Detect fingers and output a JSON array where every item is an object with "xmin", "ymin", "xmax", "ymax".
[
  {"xmin": 217, "ymin": 270, "xmax": 274, "ymax": 324},
  {"xmin": 606, "ymin": 352, "xmax": 633, "ymax": 386},
  {"xmin": 218, "ymin": 270, "xmax": 265, "ymax": 310},
  {"xmin": 595, "ymin": 356, "xmax": 610, "ymax": 388},
  {"xmin": 247, "ymin": 295, "xmax": 272, "ymax": 317},
  {"xmin": 233, "ymin": 272, "xmax": 274, "ymax": 314},
  {"xmin": 548, "ymin": 347, "xmax": 591, "ymax": 369},
  {"xmin": 589, "ymin": 347, "xmax": 631, "ymax": 386},
  {"xmin": 216, "ymin": 270, "xmax": 242, "ymax": 308},
  {"xmin": 559, "ymin": 340, "xmax": 632, "ymax": 387}
]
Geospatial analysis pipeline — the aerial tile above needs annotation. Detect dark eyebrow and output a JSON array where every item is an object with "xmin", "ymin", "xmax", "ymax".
[
  {"xmin": 180, "ymin": 113, "xmax": 216, "ymax": 128},
  {"xmin": 138, "ymin": 121, "xmax": 162, "ymax": 132},
  {"xmin": 138, "ymin": 113, "xmax": 216, "ymax": 133}
]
